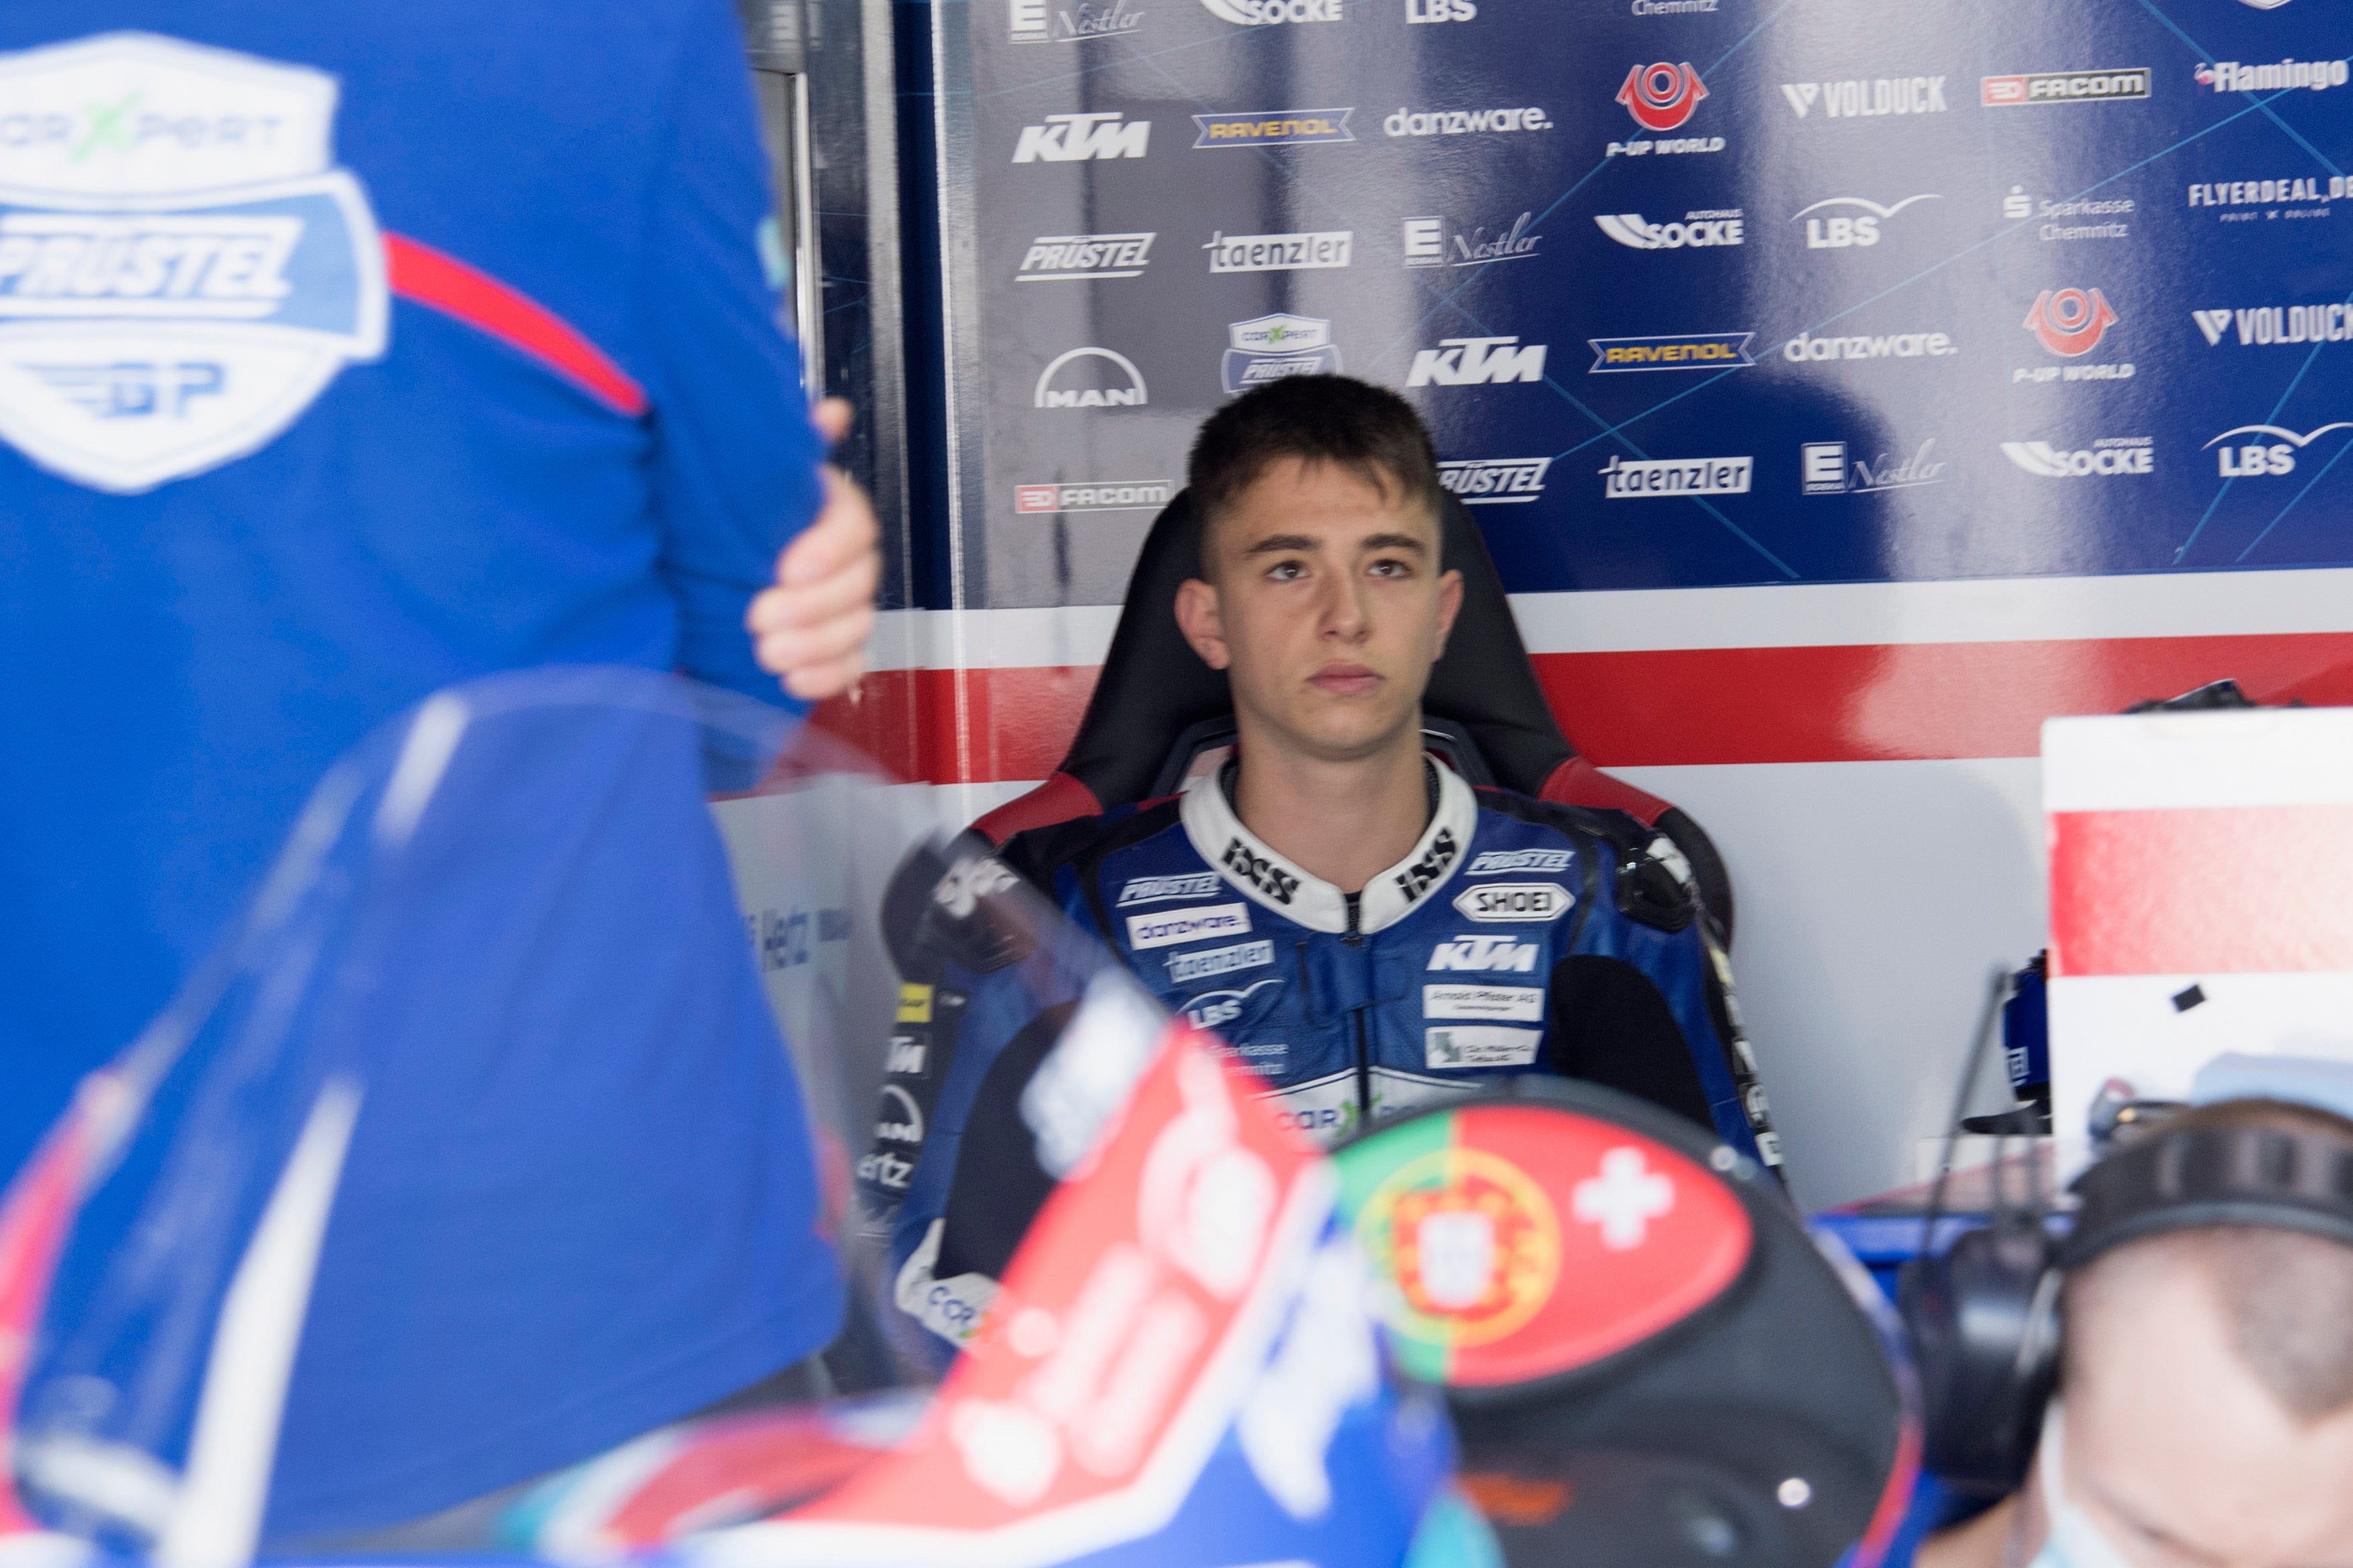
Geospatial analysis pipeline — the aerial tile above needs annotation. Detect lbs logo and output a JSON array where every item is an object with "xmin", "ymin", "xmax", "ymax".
[
  {"xmin": 2001, "ymin": 438, "xmax": 2153, "ymax": 477},
  {"xmin": 1618, "ymin": 61, "xmax": 1706, "ymax": 130},
  {"xmin": 1183, "ymin": 977, "xmax": 1282, "ymax": 1031},
  {"xmin": 1794, "ymin": 194, "xmax": 1940, "ymax": 248},
  {"xmin": 0, "ymin": 35, "xmax": 389, "ymax": 493},
  {"xmin": 1408, "ymin": 335, "xmax": 1547, "ymax": 386},
  {"xmin": 2205, "ymin": 422, "xmax": 2353, "ymax": 477},
  {"xmin": 1222, "ymin": 315, "xmax": 1341, "ymax": 393}
]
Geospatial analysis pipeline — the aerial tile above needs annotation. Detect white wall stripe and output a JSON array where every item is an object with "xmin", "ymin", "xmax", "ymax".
[{"xmin": 2044, "ymin": 707, "xmax": 2353, "ymax": 812}]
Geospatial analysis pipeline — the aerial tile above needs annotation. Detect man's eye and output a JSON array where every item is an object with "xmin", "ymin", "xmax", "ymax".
[
  {"xmin": 1369, "ymin": 559, "xmax": 1410, "ymax": 578},
  {"xmin": 1268, "ymin": 561, "xmax": 1305, "ymax": 581}
]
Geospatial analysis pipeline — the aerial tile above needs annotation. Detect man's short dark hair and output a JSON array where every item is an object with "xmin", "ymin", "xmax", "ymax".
[{"xmin": 1186, "ymin": 375, "xmax": 1443, "ymax": 575}]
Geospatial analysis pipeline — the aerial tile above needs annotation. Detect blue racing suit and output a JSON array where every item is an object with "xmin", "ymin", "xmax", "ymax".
[{"xmin": 869, "ymin": 759, "xmax": 1780, "ymax": 1346}]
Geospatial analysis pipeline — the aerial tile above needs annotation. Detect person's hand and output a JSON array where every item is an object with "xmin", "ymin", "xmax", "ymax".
[{"xmin": 748, "ymin": 398, "xmax": 880, "ymax": 700}]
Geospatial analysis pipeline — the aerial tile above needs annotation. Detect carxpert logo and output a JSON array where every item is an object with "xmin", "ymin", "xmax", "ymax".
[
  {"xmin": 2197, "ymin": 58, "xmax": 2347, "ymax": 94},
  {"xmin": 1794, "ymin": 193, "xmax": 1939, "ymax": 248},
  {"xmin": 1800, "ymin": 439, "xmax": 1947, "ymax": 495},
  {"xmin": 1034, "ymin": 345, "xmax": 1148, "ymax": 407},
  {"xmin": 1408, "ymin": 335, "xmax": 1547, "ymax": 386},
  {"xmin": 2001, "ymin": 437, "xmax": 2153, "ymax": 477},
  {"xmin": 1780, "ymin": 75, "xmax": 1950, "ymax": 119},
  {"xmin": 1589, "ymin": 331, "xmax": 1754, "ymax": 372},
  {"xmin": 2004, "ymin": 188, "xmax": 2135, "ymax": 241},
  {"xmin": 1013, "ymin": 479, "xmax": 1170, "ymax": 513},
  {"xmin": 1439, "ymin": 456, "xmax": 1550, "ymax": 504},
  {"xmin": 1204, "ymin": 229, "xmax": 1351, "ymax": 272},
  {"xmin": 1386, "ymin": 105, "xmax": 1552, "ymax": 137},
  {"xmin": 2205, "ymin": 421, "xmax": 2353, "ymax": 477},
  {"xmin": 1191, "ymin": 109, "xmax": 1353, "ymax": 147},
  {"xmin": 1609, "ymin": 61, "xmax": 1720, "ymax": 157},
  {"xmin": 0, "ymin": 34, "xmax": 389, "ymax": 493},
  {"xmin": 1201, "ymin": 0, "xmax": 1341, "ymax": 23},
  {"xmin": 2016, "ymin": 287, "xmax": 2132, "ymax": 382},
  {"xmin": 1010, "ymin": 0, "xmax": 1146, "ymax": 42},
  {"xmin": 2193, "ymin": 303, "xmax": 2353, "ymax": 347},
  {"xmin": 1222, "ymin": 314, "xmax": 1341, "ymax": 392},
  {"xmin": 1012, "ymin": 112, "xmax": 1150, "ymax": 162},
  {"xmin": 1017, "ymin": 232, "xmax": 1154, "ymax": 281},
  {"xmin": 1404, "ymin": 212, "xmax": 1542, "ymax": 267},
  {"xmin": 1981, "ymin": 69, "xmax": 2149, "ymax": 107},
  {"xmin": 1599, "ymin": 453, "xmax": 1753, "ymax": 499},
  {"xmin": 1781, "ymin": 327, "xmax": 1958, "ymax": 362},
  {"xmin": 1595, "ymin": 208, "xmax": 1744, "ymax": 249}
]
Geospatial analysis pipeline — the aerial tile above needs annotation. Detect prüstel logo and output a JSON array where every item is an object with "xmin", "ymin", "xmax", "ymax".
[{"xmin": 1617, "ymin": 61, "xmax": 1706, "ymax": 130}]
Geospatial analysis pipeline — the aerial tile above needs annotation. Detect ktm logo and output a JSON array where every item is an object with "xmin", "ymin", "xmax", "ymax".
[
  {"xmin": 2023, "ymin": 287, "xmax": 2118, "ymax": 357},
  {"xmin": 1617, "ymin": 62, "xmax": 1707, "ymax": 131}
]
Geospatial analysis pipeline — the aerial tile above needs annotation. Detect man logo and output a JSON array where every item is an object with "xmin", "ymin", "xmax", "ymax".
[
  {"xmin": 2022, "ymin": 288, "xmax": 2118, "ymax": 356},
  {"xmin": 1034, "ymin": 346, "xmax": 1148, "ymax": 409},
  {"xmin": 1408, "ymin": 335, "xmax": 1547, "ymax": 386},
  {"xmin": 1794, "ymin": 194, "xmax": 1940, "ymax": 248},
  {"xmin": 1012, "ymin": 112, "xmax": 1151, "ymax": 163},
  {"xmin": 1617, "ymin": 61, "xmax": 1707, "ymax": 131},
  {"xmin": 2205, "ymin": 422, "xmax": 2353, "ymax": 477}
]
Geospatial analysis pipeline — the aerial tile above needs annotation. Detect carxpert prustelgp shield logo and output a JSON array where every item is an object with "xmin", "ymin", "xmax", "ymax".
[{"xmin": 0, "ymin": 33, "xmax": 387, "ymax": 493}]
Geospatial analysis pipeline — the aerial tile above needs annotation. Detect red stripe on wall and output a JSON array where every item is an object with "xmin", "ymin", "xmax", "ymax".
[
  {"xmin": 384, "ymin": 233, "xmax": 649, "ymax": 417},
  {"xmin": 810, "ymin": 665, "xmax": 1103, "ymax": 785},
  {"xmin": 2051, "ymin": 804, "xmax": 2353, "ymax": 977}
]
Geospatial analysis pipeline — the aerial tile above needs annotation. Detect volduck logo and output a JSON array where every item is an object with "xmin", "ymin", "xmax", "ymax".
[
  {"xmin": 2194, "ymin": 304, "xmax": 2353, "ymax": 347},
  {"xmin": 1617, "ymin": 62, "xmax": 1707, "ymax": 130},
  {"xmin": 2022, "ymin": 288, "xmax": 2118, "ymax": 356}
]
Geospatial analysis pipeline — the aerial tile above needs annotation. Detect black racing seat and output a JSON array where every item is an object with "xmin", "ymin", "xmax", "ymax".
[{"xmin": 963, "ymin": 487, "xmax": 1739, "ymax": 944}]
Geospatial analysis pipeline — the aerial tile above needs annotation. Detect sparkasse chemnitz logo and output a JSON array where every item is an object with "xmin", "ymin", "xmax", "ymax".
[
  {"xmin": 1981, "ymin": 69, "xmax": 2149, "ymax": 107},
  {"xmin": 1800, "ymin": 439, "xmax": 1947, "ymax": 495},
  {"xmin": 1201, "ymin": 0, "xmax": 1340, "ymax": 23},
  {"xmin": 1017, "ymin": 232, "xmax": 1154, "ymax": 281},
  {"xmin": 1780, "ymin": 76, "xmax": 1949, "ymax": 118},
  {"xmin": 1013, "ymin": 112, "xmax": 1150, "ymax": 162},
  {"xmin": 1589, "ymin": 331, "xmax": 1755, "ymax": 372},
  {"xmin": 1204, "ymin": 230, "xmax": 1351, "ymax": 272},
  {"xmin": 1404, "ymin": 213, "xmax": 1542, "ymax": 267},
  {"xmin": 1599, "ymin": 453, "xmax": 1752, "ymax": 499},
  {"xmin": 1408, "ymin": 335, "xmax": 1547, "ymax": 386},
  {"xmin": 1794, "ymin": 194, "xmax": 1939, "ymax": 248},
  {"xmin": 2001, "ymin": 438, "xmax": 2153, "ymax": 477},
  {"xmin": 2193, "ymin": 304, "xmax": 2353, "ymax": 347},
  {"xmin": 1386, "ymin": 106, "xmax": 1553, "ymax": 137},
  {"xmin": 1192, "ymin": 110, "xmax": 1354, "ymax": 147},
  {"xmin": 1034, "ymin": 346, "xmax": 1148, "ymax": 408},
  {"xmin": 1010, "ymin": 0, "xmax": 1145, "ymax": 42},
  {"xmin": 1013, "ymin": 479, "xmax": 1170, "ymax": 513},
  {"xmin": 2196, "ymin": 59, "xmax": 2346, "ymax": 95},
  {"xmin": 1223, "ymin": 315, "xmax": 1341, "ymax": 393},
  {"xmin": 2204, "ymin": 422, "xmax": 2353, "ymax": 477},
  {"xmin": 1439, "ymin": 458, "xmax": 1550, "ymax": 504},
  {"xmin": 1595, "ymin": 209, "xmax": 1743, "ymax": 249}
]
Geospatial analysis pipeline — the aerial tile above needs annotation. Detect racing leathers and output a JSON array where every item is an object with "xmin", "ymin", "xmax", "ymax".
[{"xmin": 867, "ymin": 757, "xmax": 1780, "ymax": 1347}]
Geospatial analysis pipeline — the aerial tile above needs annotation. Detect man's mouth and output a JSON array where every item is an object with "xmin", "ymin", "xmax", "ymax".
[{"xmin": 1309, "ymin": 663, "xmax": 1381, "ymax": 696}]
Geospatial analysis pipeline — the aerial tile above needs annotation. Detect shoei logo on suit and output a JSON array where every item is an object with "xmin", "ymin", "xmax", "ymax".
[
  {"xmin": 1182, "ymin": 977, "xmax": 1282, "ymax": 1030},
  {"xmin": 1010, "ymin": 0, "xmax": 1145, "ymax": 41},
  {"xmin": 1408, "ymin": 336, "xmax": 1546, "ymax": 386},
  {"xmin": 1118, "ymin": 872, "xmax": 1223, "ymax": 905},
  {"xmin": 1779, "ymin": 77, "xmax": 1949, "ymax": 118},
  {"xmin": 1467, "ymin": 848, "xmax": 1571, "ymax": 874},
  {"xmin": 1127, "ymin": 903, "xmax": 1252, "ymax": 950},
  {"xmin": 1428, "ymin": 936, "xmax": 1540, "ymax": 972},
  {"xmin": 1595, "ymin": 210, "xmax": 1744, "ymax": 249},
  {"xmin": 0, "ymin": 35, "xmax": 389, "ymax": 493},
  {"xmin": 1222, "ymin": 838, "xmax": 1301, "ymax": 903},
  {"xmin": 1017, "ymin": 233, "xmax": 1155, "ymax": 280},
  {"xmin": 2197, "ymin": 59, "xmax": 2346, "ymax": 94},
  {"xmin": 1453, "ymin": 882, "xmax": 1571, "ymax": 921},
  {"xmin": 1403, "ymin": 213, "xmax": 1542, "ymax": 268},
  {"xmin": 1439, "ymin": 457, "xmax": 1550, "ymax": 504},
  {"xmin": 1012, "ymin": 112, "xmax": 1150, "ymax": 162},
  {"xmin": 2194, "ymin": 304, "xmax": 2353, "ymax": 347},
  {"xmin": 1222, "ymin": 315, "xmax": 1341, "ymax": 393},
  {"xmin": 2000, "ymin": 438, "xmax": 2154, "ymax": 477},
  {"xmin": 1793, "ymin": 193, "xmax": 1939, "ymax": 247},
  {"xmin": 1201, "ymin": 0, "xmax": 1341, "ymax": 23},
  {"xmin": 1035, "ymin": 346, "xmax": 1148, "ymax": 408},
  {"xmin": 2205, "ymin": 422, "xmax": 2353, "ymax": 476},
  {"xmin": 1981, "ymin": 69, "xmax": 2149, "ymax": 106},
  {"xmin": 1191, "ymin": 110, "xmax": 1354, "ymax": 147}
]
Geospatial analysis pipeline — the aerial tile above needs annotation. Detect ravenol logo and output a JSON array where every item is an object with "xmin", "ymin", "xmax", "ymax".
[
  {"xmin": 1588, "ymin": 332, "xmax": 1754, "ymax": 372},
  {"xmin": 1191, "ymin": 110, "xmax": 1354, "ymax": 147},
  {"xmin": 0, "ymin": 34, "xmax": 388, "ymax": 493},
  {"xmin": 1222, "ymin": 314, "xmax": 1341, "ymax": 393},
  {"xmin": 1408, "ymin": 335, "xmax": 1546, "ymax": 386},
  {"xmin": 1013, "ymin": 112, "xmax": 1151, "ymax": 163}
]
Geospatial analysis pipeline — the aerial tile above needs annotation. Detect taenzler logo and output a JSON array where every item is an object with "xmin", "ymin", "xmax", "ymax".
[
  {"xmin": 1013, "ymin": 479, "xmax": 1170, "ymax": 513},
  {"xmin": 1427, "ymin": 935, "xmax": 1540, "ymax": 973},
  {"xmin": 1203, "ymin": 230, "xmax": 1351, "ymax": 272},
  {"xmin": 1011, "ymin": 0, "xmax": 1146, "ymax": 42},
  {"xmin": 0, "ymin": 35, "xmax": 389, "ymax": 493},
  {"xmin": 1981, "ymin": 69, "xmax": 2149, "ymax": 107},
  {"xmin": 1385, "ymin": 106, "xmax": 1553, "ymax": 137},
  {"xmin": 1404, "ymin": 212, "xmax": 1542, "ymax": 267},
  {"xmin": 1222, "ymin": 315, "xmax": 1341, "ymax": 393},
  {"xmin": 1439, "ymin": 457, "xmax": 1550, "ymax": 505},
  {"xmin": 1599, "ymin": 453, "xmax": 1753, "ymax": 499},
  {"xmin": 1192, "ymin": 110, "xmax": 1354, "ymax": 147},
  {"xmin": 1800, "ymin": 439, "xmax": 1947, "ymax": 495},
  {"xmin": 2197, "ymin": 59, "xmax": 2346, "ymax": 94},
  {"xmin": 2189, "ymin": 177, "xmax": 2349, "ymax": 212},
  {"xmin": 2022, "ymin": 288, "xmax": 2120, "ymax": 356},
  {"xmin": 1033, "ymin": 345, "xmax": 1148, "ymax": 408},
  {"xmin": 1012, "ymin": 112, "xmax": 1150, "ymax": 162},
  {"xmin": 1779, "ymin": 76, "xmax": 1950, "ymax": 119},
  {"xmin": 2192, "ymin": 304, "xmax": 2353, "ymax": 347},
  {"xmin": 1201, "ymin": 0, "xmax": 1340, "ymax": 22},
  {"xmin": 1589, "ymin": 332, "xmax": 1755, "ymax": 372},
  {"xmin": 2205, "ymin": 422, "xmax": 2353, "ymax": 477},
  {"xmin": 1408, "ymin": 336, "xmax": 1546, "ymax": 387},
  {"xmin": 1782, "ymin": 329, "xmax": 1958, "ymax": 362},
  {"xmin": 1794, "ymin": 194, "xmax": 1940, "ymax": 248},
  {"xmin": 1017, "ymin": 232, "xmax": 1154, "ymax": 281},
  {"xmin": 1595, "ymin": 209, "xmax": 1745, "ymax": 249},
  {"xmin": 1618, "ymin": 61, "xmax": 1706, "ymax": 130},
  {"xmin": 2000, "ymin": 438, "xmax": 2153, "ymax": 477},
  {"xmin": 1167, "ymin": 939, "xmax": 1273, "ymax": 983}
]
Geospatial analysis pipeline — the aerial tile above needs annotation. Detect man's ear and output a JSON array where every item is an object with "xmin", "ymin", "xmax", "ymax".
[
  {"xmin": 1174, "ymin": 577, "xmax": 1232, "ymax": 671},
  {"xmin": 1431, "ymin": 567, "xmax": 1465, "ymax": 661}
]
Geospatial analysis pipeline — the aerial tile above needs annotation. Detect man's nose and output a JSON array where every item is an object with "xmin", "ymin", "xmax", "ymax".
[{"xmin": 1318, "ymin": 570, "xmax": 1369, "ymax": 643}]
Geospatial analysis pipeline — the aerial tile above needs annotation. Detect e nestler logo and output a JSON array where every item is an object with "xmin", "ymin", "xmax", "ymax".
[
  {"xmin": 1800, "ymin": 439, "xmax": 1946, "ymax": 495},
  {"xmin": 1034, "ymin": 346, "xmax": 1148, "ymax": 408},
  {"xmin": 1404, "ymin": 213, "xmax": 1541, "ymax": 267},
  {"xmin": 1595, "ymin": 209, "xmax": 1743, "ymax": 249},
  {"xmin": 1439, "ymin": 457, "xmax": 1550, "ymax": 503},
  {"xmin": 2001, "ymin": 437, "xmax": 2154, "ymax": 477},
  {"xmin": 1010, "ymin": 0, "xmax": 1145, "ymax": 41},
  {"xmin": 1599, "ymin": 452, "xmax": 1753, "ymax": 498},
  {"xmin": 2193, "ymin": 304, "xmax": 2353, "ymax": 347},
  {"xmin": 1783, "ymin": 329, "xmax": 1957, "ymax": 362},
  {"xmin": 1408, "ymin": 335, "xmax": 1547, "ymax": 386},
  {"xmin": 1012, "ymin": 112, "xmax": 1150, "ymax": 162},
  {"xmin": 2197, "ymin": 58, "xmax": 2347, "ymax": 94},
  {"xmin": 2204, "ymin": 422, "xmax": 2353, "ymax": 477},
  {"xmin": 1780, "ymin": 76, "xmax": 1948, "ymax": 118},
  {"xmin": 1386, "ymin": 105, "xmax": 1552, "ymax": 136}
]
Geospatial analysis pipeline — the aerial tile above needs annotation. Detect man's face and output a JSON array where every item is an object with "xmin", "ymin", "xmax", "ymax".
[
  {"xmin": 1174, "ymin": 456, "xmax": 1462, "ymax": 765},
  {"xmin": 2065, "ymin": 1260, "xmax": 2353, "ymax": 1567}
]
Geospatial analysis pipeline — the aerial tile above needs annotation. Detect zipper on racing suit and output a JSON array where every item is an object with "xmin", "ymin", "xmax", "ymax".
[{"xmin": 1342, "ymin": 891, "xmax": 1371, "ymax": 1124}]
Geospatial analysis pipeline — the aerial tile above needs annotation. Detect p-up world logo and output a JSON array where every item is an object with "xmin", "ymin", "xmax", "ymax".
[
  {"xmin": 1012, "ymin": 112, "xmax": 1150, "ymax": 163},
  {"xmin": 1035, "ymin": 345, "xmax": 1148, "ymax": 408},
  {"xmin": 1408, "ymin": 335, "xmax": 1546, "ymax": 386},
  {"xmin": 1618, "ymin": 63, "xmax": 1707, "ymax": 130},
  {"xmin": 0, "ymin": 34, "xmax": 388, "ymax": 493},
  {"xmin": 2205, "ymin": 422, "xmax": 2353, "ymax": 477}
]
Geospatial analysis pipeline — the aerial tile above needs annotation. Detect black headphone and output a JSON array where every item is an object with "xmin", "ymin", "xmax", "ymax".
[{"xmin": 1899, "ymin": 1099, "xmax": 2353, "ymax": 1497}]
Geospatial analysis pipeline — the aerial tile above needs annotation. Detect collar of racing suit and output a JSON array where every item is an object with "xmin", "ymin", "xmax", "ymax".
[{"xmin": 1178, "ymin": 754, "xmax": 1478, "ymax": 936}]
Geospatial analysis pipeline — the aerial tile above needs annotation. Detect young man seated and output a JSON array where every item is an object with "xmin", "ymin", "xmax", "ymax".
[{"xmin": 878, "ymin": 374, "xmax": 1779, "ymax": 1345}]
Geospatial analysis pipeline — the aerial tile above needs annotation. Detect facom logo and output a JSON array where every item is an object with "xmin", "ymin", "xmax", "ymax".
[
  {"xmin": 1010, "ymin": 0, "xmax": 1146, "ymax": 42},
  {"xmin": 1222, "ymin": 314, "xmax": 1342, "ymax": 393},
  {"xmin": 1781, "ymin": 329, "xmax": 1958, "ymax": 362},
  {"xmin": 2206, "ymin": 422, "xmax": 2353, "ymax": 477},
  {"xmin": 1439, "ymin": 457, "xmax": 1550, "ymax": 504},
  {"xmin": 1012, "ymin": 479, "xmax": 1170, "ymax": 513},
  {"xmin": 2197, "ymin": 59, "xmax": 2347, "ymax": 94},
  {"xmin": 1012, "ymin": 112, "xmax": 1150, "ymax": 163},
  {"xmin": 1595, "ymin": 209, "xmax": 1745, "ymax": 249},
  {"xmin": 1618, "ymin": 61, "xmax": 1707, "ymax": 130},
  {"xmin": 1981, "ymin": 69, "xmax": 2149, "ymax": 106},
  {"xmin": 1794, "ymin": 193, "xmax": 1939, "ymax": 247},
  {"xmin": 1408, "ymin": 335, "xmax": 1548, "ymax": 386},
  {"xmin": 2000, "ymin": 438, "xmax": 2154, "ymax": 477},
  {"xmin": 1779, "ymin": 77, "xmax": 1949, "ymax": 118},
  {"xmin": 1191, "ymin": 110, "xmax": 1354, "ymax": 147},
  {"xmin": 1599, "ymin": 453, "xmax": 1753, "ymax": 499},
  {"xmin": 1799, "ymin": 439, "xmax": 1947, "ymax": 495},
  {"xmin": 1017, "ymin": 232, "xmax": 1155, "ymax": 281},
  {"xmin": 1033, "ymin": 346, "xmax": 1148, "ymax": 408},
  {"xmin": 1202, "ymin": 0, "xmax": 1340, "ymax": 22},
  {"xmin": 1403, "ymin": 212, "xmax": 1542, "ymax": 267},
  {"xmin": 1589, "ymin": 331, "xmax": 1755, "ymax": 372},
  {"xmin": 2193, "ymin": 304, "xmax": 2353, "ymax": 347},
  {"xmin": 1385, "ymin": 106, "xmax": 1553, "ymax": 136},
  {"xmin": 1203, "ymin": 229, "xmax": 1351, "ymax": 272},
  {"xmin": 2022, "ymin": 287, "xmax": 2119, "ymax": 356}
]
